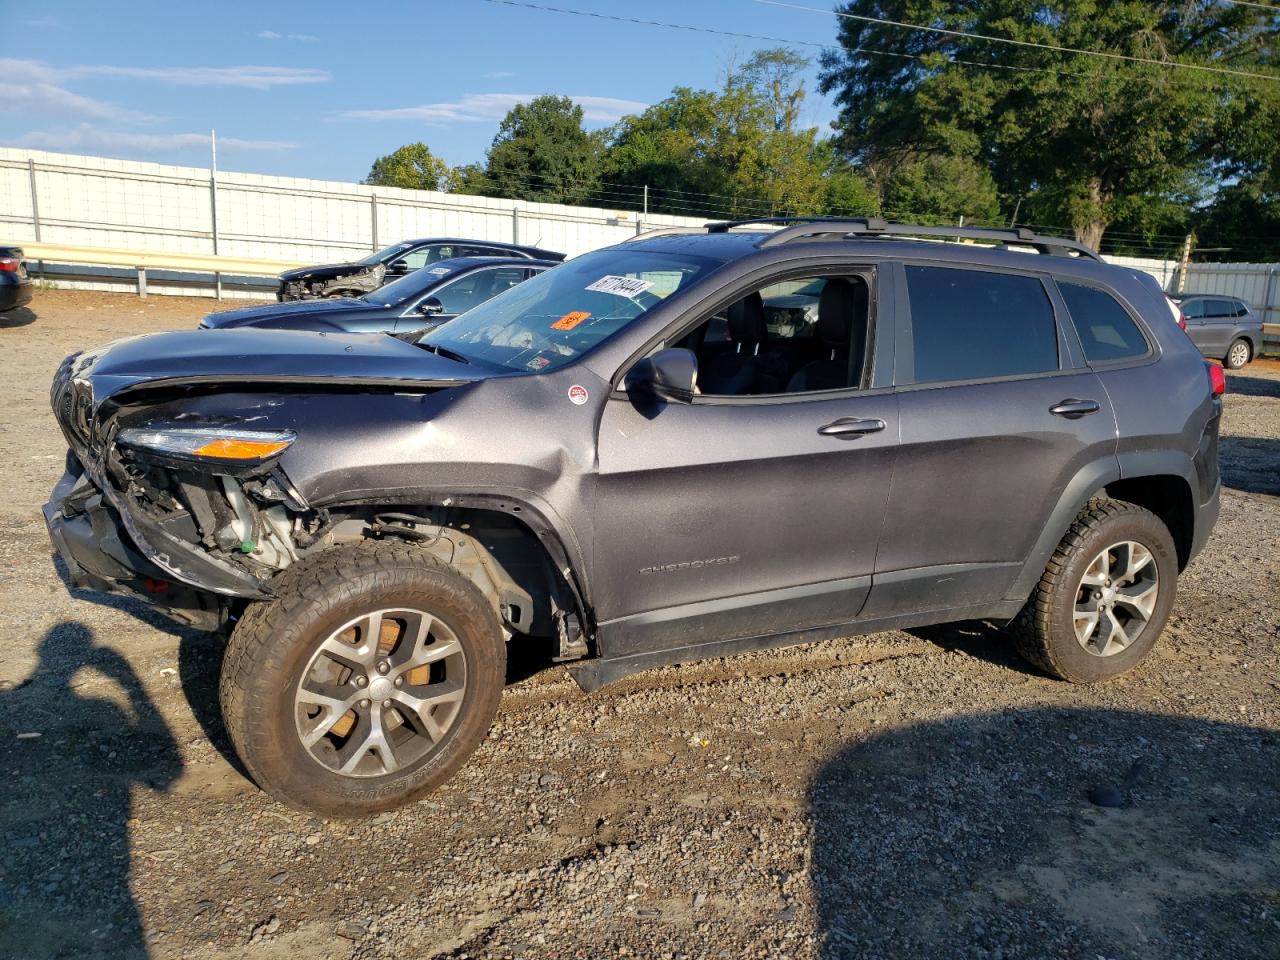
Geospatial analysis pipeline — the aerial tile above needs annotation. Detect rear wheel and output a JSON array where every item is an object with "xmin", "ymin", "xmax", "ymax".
[
  {"xmin": 1008, "ymin": 499, "xmax": 1177, "ymax": 683},
  {"xmin": 219, "ymin": 542, "xmax": 505, "ymax": 816},
  {"xmin": 1225, "ymin": 338, "xmax": 1251, "ymax": 370}
]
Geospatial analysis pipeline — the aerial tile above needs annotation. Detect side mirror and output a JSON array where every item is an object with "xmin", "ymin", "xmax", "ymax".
[
  {"xmin": 418, "ymin": 297, "xmax": 445, "ymax": 317},
  {"xmin": 386, "ymin": 261, "xmax": 409, "ymax": 276},
  {"xmin": 625, "ymin": 347, "xmax": 697, "ymax": 404}
]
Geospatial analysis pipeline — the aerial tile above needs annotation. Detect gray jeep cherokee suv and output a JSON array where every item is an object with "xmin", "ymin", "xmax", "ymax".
[{"xmin": 44, "ymin": 218, "xmax": 1222, "ymax": 816}]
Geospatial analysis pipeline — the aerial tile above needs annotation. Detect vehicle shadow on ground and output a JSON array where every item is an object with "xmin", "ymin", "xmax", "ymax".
[
  {"xmin": 1219, "ymin": 436, "xmax": 1280, "ymax": 496},
  {"xmin": 1224, "ymin": 371, "xmax": 1280, "ymax": 398},
  {"xmin": 906, "ymin": 620, "xmax": 1041, "ymax": 677},
  {"xmin": 0, "ymin": 621, "xmax": 181, "ymax": 960},
  {"xmin": 809, "ymin": 707, "xmax": 1280, "ymax": 959},
  {"xmin": 0, "ymin": 306, "xmax": 36, "ymax": 329}
]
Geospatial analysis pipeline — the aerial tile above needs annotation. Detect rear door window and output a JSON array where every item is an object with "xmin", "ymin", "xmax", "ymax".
[
  {"xmin": 904, "ymin": 266, "xmax": 1059, "ymax": 384},
  {"xmin": 1205, "ymin": 299, "xmax": 1236, "ymax": 319},
  {"xmin": 1058, "ymin": 282, "xmax": 1150, "ymax": 363}
]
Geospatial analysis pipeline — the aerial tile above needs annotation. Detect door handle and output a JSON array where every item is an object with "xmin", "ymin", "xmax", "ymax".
[
  {"xmin": 1049, "ymin": 398, "xmax": 1101, "ymax": 419},
  {"xmin": 818, "ymin": 417, "xmax": 886, "ymax": 439}
]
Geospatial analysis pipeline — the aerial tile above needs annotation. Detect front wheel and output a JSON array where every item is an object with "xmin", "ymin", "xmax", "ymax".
[
  {"xmin": 219, "ymin": 543, "xmax": 506, "ymax": 817},
  {"xmin": 1008, "ymin": 499, "xmax": 1177, "ymax": 683},
  {"xmin": 1225, "ymin": 339, "xmax": 1252, "ymax": 370}
]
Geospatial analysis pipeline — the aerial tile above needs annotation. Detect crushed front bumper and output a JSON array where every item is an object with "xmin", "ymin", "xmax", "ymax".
[{"xmin": 42, "ymin": 453, "xmax": 260, "ymax": 630}]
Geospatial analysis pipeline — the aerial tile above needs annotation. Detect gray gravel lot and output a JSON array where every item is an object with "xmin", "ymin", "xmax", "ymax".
[{"xmin": 1, "ymin": 291, "xmax": 1277, "ymax": 960}]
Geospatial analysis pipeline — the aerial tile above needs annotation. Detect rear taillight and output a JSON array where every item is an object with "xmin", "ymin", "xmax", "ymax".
[
  {"xmin": 0, "ymin": 258, "xmax": 18, "ymax": 273},
  {"xmin": 1176, "ymin": 310, "xmax": 1187, "ymax": 331},
  {"xmin": 1207, "ymin": 361, "xmax": 1226, "ymax": 397}
]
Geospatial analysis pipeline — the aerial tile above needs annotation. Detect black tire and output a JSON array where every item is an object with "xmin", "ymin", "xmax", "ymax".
[
  {"xmin": 1008, "ymin": 499, "xmax": 1177, "ymax": 683},
  {"xmin": 1224, "ymin": 338, "xmax": 1252, "ymax": 370},
  {"xmin": 219, "ymin": 542, "xmax": 505, "ymax": 817}
]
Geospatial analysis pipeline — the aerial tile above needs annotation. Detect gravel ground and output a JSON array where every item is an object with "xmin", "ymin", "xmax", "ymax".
[{"xmin": 1, "ymin": 290, "xmax": 1277, "ymax": 960}]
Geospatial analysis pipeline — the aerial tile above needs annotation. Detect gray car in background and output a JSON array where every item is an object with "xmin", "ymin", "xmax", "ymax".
[
  {"xmin": 1171, "ymin": 293, "xmax": 1264, "ymax": 368},
  {"xmin": 43, "ymin": 217, "xmax": 1222, "ymax": 816}
]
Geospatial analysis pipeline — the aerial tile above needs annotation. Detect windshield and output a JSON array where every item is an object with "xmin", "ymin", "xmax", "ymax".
[
  {"xmin": 362, "ymin": 261, "xmax": 460, "ymax": 307},
  {"xmin": 357, "ymin": 241, "xmax": 414, "ymax": 266},
  {"xmin": 420, "ymin": 249, "xmax": 719, "ymax": 373}
]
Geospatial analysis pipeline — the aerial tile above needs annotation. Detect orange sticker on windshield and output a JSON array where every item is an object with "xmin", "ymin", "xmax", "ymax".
[{"xmin": 551, "ymin": 311, "xmax": 591, "ymax": 331}]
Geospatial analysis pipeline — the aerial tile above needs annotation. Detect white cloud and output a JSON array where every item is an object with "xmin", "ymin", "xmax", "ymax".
[
  {"xmin": 339, "ymin": 93, "xmax": 647, "ymax": 125},
  {"xmin": 16, "ymin": 124, "xmax": 294, "ymax": 153},
  {"xmin": 0, "ymin": 58, "xmax": 329, "ymax": 102},
  {"xmin": 1, "ymin": 60, "xmax": 155, "ymax": 122},
  {"xmin": 65, "ymin": 64, "xmax": 330, "ymax": 89},
  {"xmin": 258, "ymin": 30, "xmax": 319, "ymax": 42}
]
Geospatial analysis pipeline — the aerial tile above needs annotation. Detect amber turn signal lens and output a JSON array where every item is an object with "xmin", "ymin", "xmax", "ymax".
[{"xmin": 191, "ymin": 437, "xmax": 293, "ymax": 459}]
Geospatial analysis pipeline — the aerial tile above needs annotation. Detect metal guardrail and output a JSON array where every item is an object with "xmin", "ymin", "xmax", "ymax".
[
  {"xmin": 20, "ymin": 242, "xmax": 301, "ymax": 276},
  {"xmin": 20, "ymin": 242, "xmax": 302, "ymax": 297}
]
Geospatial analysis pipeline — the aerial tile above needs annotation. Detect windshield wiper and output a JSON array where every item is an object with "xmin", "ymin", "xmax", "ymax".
[{"xmin": 419, "ymin": 341, "xmax": 472, "ymax": 365}]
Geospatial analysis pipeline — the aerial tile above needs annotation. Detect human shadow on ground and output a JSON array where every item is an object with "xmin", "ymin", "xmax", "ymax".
[
  {"xmin": 809, "ymin": 706, "xmax": 1280, "ymax": 959},
  {"xmin": 0, "ymin": 622, "xmax": 182, "ymax": 960},
  {"xmin": 49, "ymin": 553, "xmax": 248, "ymax": 780}
]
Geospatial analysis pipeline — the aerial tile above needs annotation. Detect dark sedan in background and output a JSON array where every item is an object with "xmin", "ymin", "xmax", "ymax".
[
  {"xmin": 1170, "ymin": 292, "xmax": 1265, "ymax": 369},
  {"xmin": 277, "ymin": 237, "xmax": 565, "ymax": 301},
  {"xmin": 207, "ymin": 256, "xmax": 556, "ymax": 333},
  {"xmin": 1, "ymin": 246, "xmax": 34, "ymax": 313}
]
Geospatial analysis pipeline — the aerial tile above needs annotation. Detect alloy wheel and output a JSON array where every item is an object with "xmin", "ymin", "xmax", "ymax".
[
  {"xmin": 1072, "ymin": 541, "xmax": 1160, "ymax": 657},
  {"xmin": 294, "ymin": 608, "xmax": 467, "ymax": 777}
]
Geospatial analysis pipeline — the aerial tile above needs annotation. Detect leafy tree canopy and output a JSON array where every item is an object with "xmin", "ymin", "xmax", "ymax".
[
  {"xmin": 484, "ymin": 95, "xmax": 604, "ymax": 204},
  {"xmin": 364, "ymin": 142, "xmax": 451, "ymax": 192},
  {"xmin": 819, "ymin": 0, "xmax": 1280, "ymax": 249}
]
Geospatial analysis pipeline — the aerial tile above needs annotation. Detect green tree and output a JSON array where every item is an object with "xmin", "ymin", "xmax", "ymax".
[
  {"xmin": 445, "ymin": 162, "xmax": 491, "ymax": 196},
  {"xmin": 819, "ymin": 1, "xmax": 1280, "ymax": 249},
  {"xmin": 364, "ymin": 142, "xmax": 451, "ymax": 191},
  {"xmin": 602, "ymin": 49, "xmax": 832, "ymax": 218},
  {"xmin": 485, "ymin": 95, "xmax": 603, "ymax": 204},
  {"xmin": 882, "ymin": 154, "xmax": 1001, "ymax": 225}
]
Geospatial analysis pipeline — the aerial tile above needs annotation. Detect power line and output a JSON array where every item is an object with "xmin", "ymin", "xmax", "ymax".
[
  {"xmin": 755, "ymin": 0, "xmax": 1280, "ymax": 83},
  {"xmin": 478, "ymin": 0, "xmax": 1110, "ymax": 83}
]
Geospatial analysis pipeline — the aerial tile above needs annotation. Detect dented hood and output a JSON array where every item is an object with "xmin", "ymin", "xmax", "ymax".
[{"xmin": 71, "ymin": 327, "xmax": 484, "ymax": 406}]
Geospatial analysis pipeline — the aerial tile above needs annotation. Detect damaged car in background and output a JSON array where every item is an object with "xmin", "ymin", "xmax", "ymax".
[
  {"xmin": 276, "ymin": 237, "xmax": 564, "ymax": 301},
  {"xmin": 44, "ymin": 219, "xmax": 1222, "ymax": 818},
  {"xmin": 206, "ymin": 257, "xmax": 557, "ymax": 334}
]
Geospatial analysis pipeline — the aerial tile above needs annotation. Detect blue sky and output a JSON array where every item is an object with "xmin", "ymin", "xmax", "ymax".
[{"xmin": 1, "ymin": 0, "xmax": 841, "ymax": 182}]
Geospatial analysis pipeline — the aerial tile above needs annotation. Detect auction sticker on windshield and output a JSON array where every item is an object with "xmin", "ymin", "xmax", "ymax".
[
  {"xmin": 551, "ymin": 311, "xmax": 591, "ymax": 331},
  {"xmin": 586, "ymin": 275, "xmax": 654, "ymax": 297}
]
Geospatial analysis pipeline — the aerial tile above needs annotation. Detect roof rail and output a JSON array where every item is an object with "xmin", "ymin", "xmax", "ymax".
[
  {"xmin": 753, "ymin": 216, "xmax": 1102, "ymax": 261},
  {"xmin": 704, "ymin": 216, "xmax": 845, "ymax": 233},
  {"xmin": 624, "ymin": 226, "xmax": 705, "ymax": 243}
]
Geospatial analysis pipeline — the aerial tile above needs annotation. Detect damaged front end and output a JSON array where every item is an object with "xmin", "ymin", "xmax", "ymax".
[
  {"xmin": 280, "ymin": 263, "xmax": 386, "ymax": 301},
  {"xmin": 42, "ymin": 334, "xmax": 558, "ymax": 642},
  {"xmin": 44, "ymin": 358, "xmax": 319, "ymax": 628}
]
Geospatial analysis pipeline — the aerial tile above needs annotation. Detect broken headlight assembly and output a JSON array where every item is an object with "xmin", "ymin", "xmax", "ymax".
[{"xmin": 117, "ymin": 427, "xmax": 296, "ymax": 463}]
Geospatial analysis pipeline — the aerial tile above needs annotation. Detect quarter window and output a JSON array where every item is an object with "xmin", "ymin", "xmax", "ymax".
[
  {"xmin": 904, "ymin": 266, "xmax": 1058, "ymax": 384},
  {"xmin": 1058, "ymin": 282, "xmax": 1149, "ymax": 363}
]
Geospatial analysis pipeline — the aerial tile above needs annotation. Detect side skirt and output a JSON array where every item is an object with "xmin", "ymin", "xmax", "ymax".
[{"xmin": 567, "ymin": 600, "xmax": 1024, "ymax": 693}]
